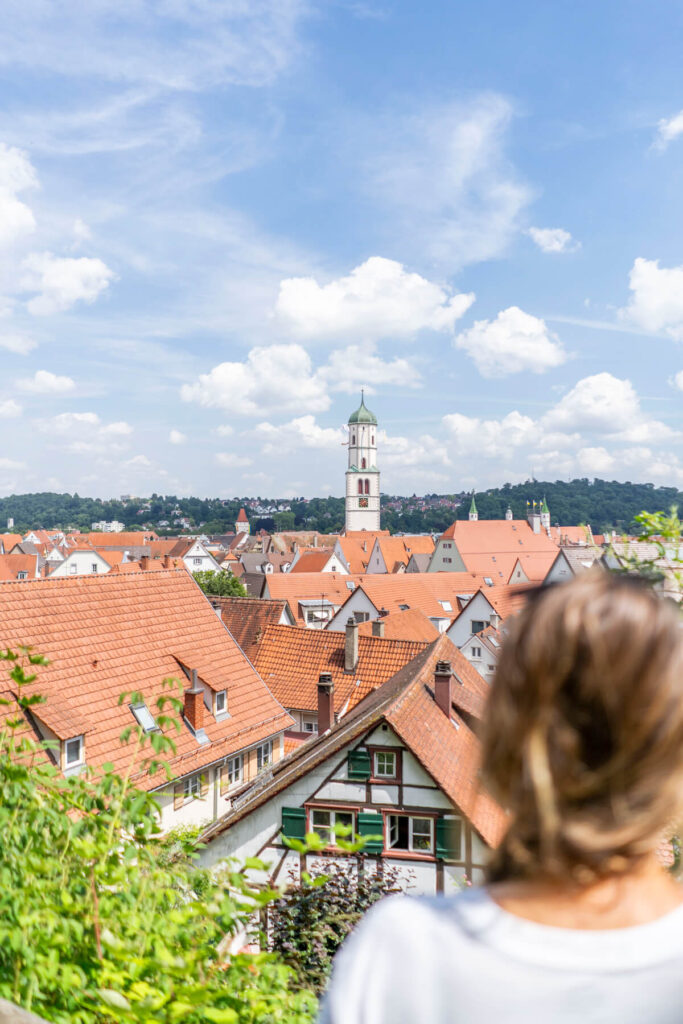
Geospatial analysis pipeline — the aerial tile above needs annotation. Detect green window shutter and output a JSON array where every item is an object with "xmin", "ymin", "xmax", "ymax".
[
  {"xmin": 281, "ymin": 806, "xmax": 306, "ymax": 840},
  {"xmin": 348, "ymin": 749, "xmax": 371, "ymax": 780},
  {"xmin": 357, "ymin": 812, "xmax": 384, "ymax": 854},
  {"xmin": 436, "ymin": 817, "xmax": 462, "ymax": 861}
]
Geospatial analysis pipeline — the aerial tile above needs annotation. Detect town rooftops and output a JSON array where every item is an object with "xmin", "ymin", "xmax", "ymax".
[
  {"xmin": 251, "ymin": 622, "xmax": 433, "ymax": 714},
  {"xmin": 211, "ymin": 595, "xmax": 292, "ymax": 658},
  {"xmin": 200, "ymin": 634, "xmax": 505, "ymax": 849},
  {"xmin": 438, "ymin": 519, "xmax": 558, "ymax": 555},
  {"xmin": 357, "ymin": 607, "xmax": 440, "ymax": 643},
  {"xmin": 0, "ymin": 570, "xmax": 292, "ymax": 786}
]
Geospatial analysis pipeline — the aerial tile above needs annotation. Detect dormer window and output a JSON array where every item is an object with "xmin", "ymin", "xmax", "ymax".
[
  {"xmin": 130, "ymin": 702, "xmax": 158, "ymax": 733},
  {"xmin": 215, "ymin": 690, "xmax": 227, "ymax": 716},
  {"xmin": 64, "ymin": 735, "xmax": 84, "ymax": 767}
]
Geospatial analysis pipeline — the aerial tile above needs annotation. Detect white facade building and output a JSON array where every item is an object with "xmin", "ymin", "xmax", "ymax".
[{"xmin": 345, "ymin": 394, "xmax": 380, "ymax": 533}]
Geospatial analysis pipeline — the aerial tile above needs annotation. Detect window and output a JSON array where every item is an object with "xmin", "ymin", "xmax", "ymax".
[
  {"xmin": 443, "ymin": 557, "xmax": 452, "ymax": 564},
  {"xmin": 471, "ymin": 646, "xmax": 482, "ymax": 658},
  {"xmin": 91, "ymin": 563, "xmax": 98, "ymax": 573},
  {"xmin": 373, "ymin": 750, "xmax": 397, "ymax": 778},
  {"xmin": 130, "ymin": 702, "xmax": 158, "ymax": 732},
  {"xmin": 310, "ymin": 808, "xmax": 355, "ymax": 846},
  {"xmin": 17, "ymin": 571, "xmax": 27, "ymax": 580},
  {"xmin": 387, "ymin": 814, "xmax": 434, "ymax": 853},
  {"xmin": 354, "ymin": 610, "xmax": 370, "ymax": 623},
  {"xmin": 65, "ymin": 736, "xmax": 83, "ymax": 766},
  {"xmin": 364, "ymin": 479, "xmax": 370, "ymax": 495},
  {"xmin": 215, "ymin": 690, "xmax": 227, "ymax": 715},
  {"xmin": 484, "ymin": 577, "xmax": 493, "ymax": 586},
  {"xmin": 399, "ymin": 603, "xmax": 409, "ymax": 611},
  {"xmin": 193, "ymin": 557, "xmax": 202, "ymax": 566},
  {"xmin": 225, "ymin": 755, "xmax": 242, "ymax": 786},
  {"xmin": 257, "ymin": 741, "xmax": 272, "ymax": 770},
  {"xmin": 471, "ymin": 620, "xmax": 487, "ymax": 634},
  {"xmin": 357, "ymin": 480, "xmax": 363, "ymax": 495},
  {"xmin": 443, "ymin": 542, "xmax": 452, "ymax": 549},
  {"xmin": 351, "ymin": 435, "xmax": 355, "ymax": 445},
  {"xmin": 69, "ymin": 565, "xmax": 77, "ymax": 574},
  {"xmin": 438, "ymin": 600, "xmax": 452, "ymax": 612},
  {"xmin": 303, "ymin": 721, "xmax": 317, "ymax": 733},
  {"xmin": 345, "ymin": 581, "xmax": 355, "ymax": 590},
  {"xmin": 184, "ymin": 774, "xmax": 201, "ymax": 799},
  {"xmin": 361, "ymin": 457, "xmax": 367, "ymax": 469}
]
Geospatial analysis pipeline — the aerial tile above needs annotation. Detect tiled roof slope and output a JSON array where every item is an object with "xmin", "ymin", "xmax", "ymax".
[
  {"xmin": 336, "ymin": 537, "xmax": 372, "ymax": 573},
  {"xmin": 212, "ymin": 596, "xmax": 291, "ymax": 657},
  {"xmin": 375, "ymin": 534, "xmax": 435, "ymax": 570},
  {"xmin": 0, "ymin": 533, "xmax": 22, "ymax": 553},
  {"xmin": 252, "ymin": 623, "xmax": 429, "ymax": 713},
  {"xmin": 69, "ymin": 531, "xmax": 159, "ymax": 548},
  {"xmin": 357, "ymin": 608, "xmax": 440, "ymax": 643},
  {"xmin": 289, "ymin": 550, "xmax": 336, "ymax": 573},
  {"xmin": 263, "ymin": 573, "xmax": 363, "ymax": 621},
  {"xmin": 485, "ymin": 582, "xmax": 536, "ymax": 619},
  {"xmin": 0, "ymin": 570, "xmax": 292, "ymax": 787},
  {"xmin": 201, "ymin": 635, "xmax": 504, "ymax": 848},
  {"xmin": 439, "ymin": 520, "xmax": 558, "ymax": 557},
  {"xmin": 354, "ymin": 573, "xmax": 490, "ymax": 619},
  {"xmin": 0, "ymin": 554, "xmax": 39, "ymax": 580}
]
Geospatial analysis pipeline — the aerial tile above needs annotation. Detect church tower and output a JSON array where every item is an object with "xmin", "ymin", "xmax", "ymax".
[
  {"xmin": 468, "ymin": 494, "xmax": 478, "ymax": 522},
  {"xmin": 345, "ymin": 392, "xmax": 380, "ymax": 532}
]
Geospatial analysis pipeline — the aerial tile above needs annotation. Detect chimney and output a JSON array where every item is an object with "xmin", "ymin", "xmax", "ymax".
[
  {"xmin": 184, "ymin": 669, "xmax": 205, "ymax": 731},
  {"xmin": 372, "ymin": 618, "xmax": 385, "ymax": 638},
  {"xmin": 345, "ymin": 617, "xmax": 359, "ymax": 673},
  {"xmin": 489, "ymin": 611, "xmax": 501, "ymax": 630},
  {"xmin": 140, "ymin": 554, "xmax": 150, "ymax": 570},
  {"xmin": 434, "ymin": 660, "xmax": 453, "ymax": 719},
  {"xmin": 317, "ymin": 672, "xmax": 334, "ymax": 733},
  {"xmin": 162, "ymin": 553, "xmax": 170, "ymax": 568}
]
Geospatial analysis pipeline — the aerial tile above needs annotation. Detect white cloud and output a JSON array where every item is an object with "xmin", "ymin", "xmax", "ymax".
[
  {"xmin": 22, "ymin": 252, "xmax": 115, "ymax": 315},
  {"xmin": 0, "ymin": 333, "xmax": 36, "ymax": 355},
  {"xmin": 40, "ymin": 411, "xmax": 132, "ymax": 454},
  {"xmin": 0, "ymin": 457, "xmax": 25, "ymax": 469},
  {"xmin": 654, "ymin": 110, "xmax": 683, "ymax": 150},
  {"xmin": 276, "ymin": 257, "xmax": 474, "ymax": 341},
  {"xmin": 215, "ymin": 452, "xmax": 252, "ymax": 468},
  {"xmin": 381, "ymin": 432, "xmax": 451, "ymax": 469},
  {"xmin": 124, "ymin": 454, "xmax": 151, "ymax": 468},
  {"xmin": 318, "ymin": 345, "xmax": 421, "ymax": 394},
  {"xmin": 542, "ymin": 373, "xmax": 673, "ymax": 442},
  {"xmin": 527, "ymin": 227, "xmax": 579, "ymax": 254},
  {"xmin": 181, "ymin": 344, "xmax": 330, "ymax": 417},
  {"xmin": 673, "ymin": 371, "xmax": 683, "ymax": 392},
  {"xmin": 443, "ymin": 409, "xmax": 537, "ymax": 458},
  {"xmin": 0, "ymin": 143, "xmax": 37, "ymax": 247},
  {"xmin": 575, "ymin": 446, "xmax": 615, "ymax": 475},
  {"xmin": 17, "ymin": 369, "xmax": 75, "ymax": 394},
  {"xmin": 454, "ymin": 306, "xmax": 567, "ymax": 378},
  {"xmin": 0, "ymin": 399, "xmax": 22, "ymax": 418},
  {"xmin": 619, "ymin": 257, "xmax": 683, "ymax": 339},
  {"xmin": 367, "ymin": 95, "xmax": 531, "ymax": 267},
  {"xmin": 169, "ymin": 429, "xmax": 186, "ymax": 445},
  {"xmin": 215, "ymin": 424, "xmax": 234, "ymax": 436},
  {"xmin": 255, "ymin": 415, "xmax": 345, "ymax": 455}
]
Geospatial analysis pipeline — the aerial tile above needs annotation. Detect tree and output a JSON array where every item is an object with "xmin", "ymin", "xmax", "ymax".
[
  {"xmin": 192, "ymin": 570, "xmax": 247, "ymax": 598},
  {"xmin": 0, "ymin": 649, "xmax": 315, "ymax": 1023}
]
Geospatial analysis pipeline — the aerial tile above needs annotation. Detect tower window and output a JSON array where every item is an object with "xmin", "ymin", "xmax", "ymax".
[
  {"xmin": 364, "ymin": 479, "xmax": 370, "ymax": 495},
  {"xmin": 361, "ymin": 457, "xmax": 367, "ymax": 469},
  {"xmin": 358, "ymin": 480, "xmax": 363, "ymax": 495},
  {"xmin": 351, "ymin": 435, "xmax": 355, "ymax": 445},
  {"xmin": 371, "ymin": 435, "xmax": 375, "ymax": 445}
]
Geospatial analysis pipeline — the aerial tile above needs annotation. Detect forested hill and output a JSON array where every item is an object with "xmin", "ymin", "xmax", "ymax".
[{"xmin": 0, "ymin": 479, "xmax": 680, "ymax": 535}]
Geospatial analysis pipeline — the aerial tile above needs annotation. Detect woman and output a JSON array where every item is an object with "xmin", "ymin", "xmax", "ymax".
[{"xmin": 320, "ymin": 574, "xmax": 683, "ymax": 1023}]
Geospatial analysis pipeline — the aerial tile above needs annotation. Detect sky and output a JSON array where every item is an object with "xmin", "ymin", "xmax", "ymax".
[{"xmin": 1, "ymin": 0, "xmax": 683, "ymax": 500}]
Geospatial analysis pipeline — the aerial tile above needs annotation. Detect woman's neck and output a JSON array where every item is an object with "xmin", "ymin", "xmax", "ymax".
[{"xmin": 488, "ymin": 854, "xmax": 683, "ymax": 930}]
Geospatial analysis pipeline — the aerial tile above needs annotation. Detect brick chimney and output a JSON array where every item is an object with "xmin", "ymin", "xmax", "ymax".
[
  {"xmin": 184, "ymin": 668, "xmax": 205, "ymax": 731},
  {"xmin": 317, "ymin": 672, "xmax": 334, "ymax": 733},
  {"xmin": 372, "ymin": 618, "xmax": 385, "ymax": 638},
  {"xmin": 345, "ymin": 617, "xmax": 359, "ymax": 673},
  {"xmin": 434, "ymin": 660, "xmax": 453, "ymax": 719},
  {"xmin": 140, "ymin": 554, "xmax": 150, "ymax": 571},
  {"xmin": 162, "ymin": 553, "xmax": 171, "ymax": 568}
]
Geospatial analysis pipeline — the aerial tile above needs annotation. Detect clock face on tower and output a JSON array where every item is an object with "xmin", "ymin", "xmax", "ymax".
[{"xmin": 359, "ymin": 496, "xmax": 369, "ymax": 508}]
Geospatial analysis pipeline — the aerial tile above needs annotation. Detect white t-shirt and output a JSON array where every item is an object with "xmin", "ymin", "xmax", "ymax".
[{"xmin": 319, "ymin": 888, "xmax": 683, "ymax": 1024}]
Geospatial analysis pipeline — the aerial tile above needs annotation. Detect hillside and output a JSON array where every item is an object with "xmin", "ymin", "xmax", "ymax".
[{"xmin": 0, "ymin": 479, "xmax": 679, "ymax": 536}]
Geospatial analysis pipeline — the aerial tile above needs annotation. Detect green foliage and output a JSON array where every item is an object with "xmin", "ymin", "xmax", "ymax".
[
  {"xmin": 609, "ymin": 507, "xmax": 683, "ymax": 598},
  {"xmin": 0, "ymin": 648, "xmax": 315, "ymax": 1024},
  {"xmin": 193, "ymin": 570, "xmax": 247, "ymax": 598},
  {"xmin": 270, "ymin": 856, "xmax": 403, "ymax": 995}
]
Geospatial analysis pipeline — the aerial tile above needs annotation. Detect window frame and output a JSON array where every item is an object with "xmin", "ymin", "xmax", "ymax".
[
  {"xmin": 183, "ymin": 774, "xmax": 201, "ymax": 800},
  {"xmin": 471, "ymin": 619, "xmax": 487, "ymax": 634},
  {"xmin": 91, "ymin": 563, "xmax": 98, "ymax": 573},
  {"xmin": 307, "ymin": 804, "xmax": 356, "ymax": 848},
  {"xmin": 384, "ymin": 812, "xmax": 436, "ymax": 859},
  {"xmin": 256, "ymin": 740, "xmax": 272, "ymax": 771},
  {"xmin": 222, "ymin": 754, "xmax": 242, "ymax": 791},
  {"xmin": 214, "ymin": 689, "xmax": 227, "ymax": 716},
  {"xmin": 64, "ymin": 735, "xmax": 84, "ymax": 767},
  {"xmin": 368, "ymin": 745, "xmax": 402, "ymax": 783},
  {"xmin": 193, "ymin": 557, "xmax": 202, "ymax": 566}
]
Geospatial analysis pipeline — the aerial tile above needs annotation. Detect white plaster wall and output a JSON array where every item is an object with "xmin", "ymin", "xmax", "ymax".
[
  {"xmin": 402, "ymin": 751, "xmax": 434, "ymax": 786},
  {"xmin": 444, "ymin": 865, "xmax": 469, "ymax": 894},
  {"xmin": 364, "ymin": 725, "xmax": 401, "ymax": 747},
  {"xmin": 316, "ymin": 780, "xmax": 367, "ymax": 802},
  {"xmin": 50, "ymin": 550, "xmax": 111, "ymax": 577},
  {"xmin": 546, "ymin": 553, "xmax": 573, "ymax": 583},
  {"xmin": 446, "ymin": 593, "xmax": 493, "ymax": 648},
  {"xmin": 471, "ymin": 831, "xmax": 488, "ymax": 864},
  {"xmin": 402, "ymin": 787, "xmax": 452, "ymax": 810},
  {"xmin": 327, "ymin": 590, "xmax": 377, "ymax": 631},
  {"xmin": 370, "ymin": 784, "xmax": 399, "ymax": 804}
]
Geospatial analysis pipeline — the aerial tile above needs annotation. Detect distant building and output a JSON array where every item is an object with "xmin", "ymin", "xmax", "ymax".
[
  {"xmin": 235, "ymin": 508, "xmax": 250, "ymax": 535},
  {"xmin": 345, "ymin": 392, "xmax": 380, "ymax": 533},
  {"xmin": 91, "ymin": 520, "xmax": 125, "ymax": 533}
]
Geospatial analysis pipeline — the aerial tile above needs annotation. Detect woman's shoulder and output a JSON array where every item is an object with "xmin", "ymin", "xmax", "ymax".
[{"xmin": 354, "ymin": 888, "xmax": 494, "ymax": 946}]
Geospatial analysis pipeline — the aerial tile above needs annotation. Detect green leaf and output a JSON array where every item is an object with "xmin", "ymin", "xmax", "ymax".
[{"xmin": 96, "ymin": 988, "xmax": 132, "ymax": 1010}]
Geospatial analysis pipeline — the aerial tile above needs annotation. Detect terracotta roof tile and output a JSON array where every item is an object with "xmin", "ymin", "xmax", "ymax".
[
  {"xmin": 211, "ymin": 596, "xmax": 291, "ymax": 657},
  {"xmin": 357, "ymin": 608, "xmax": 440, "ymax": 643},
  {"xmin": 289, "ymin": 550, "xmax": 336, "ymax": 573},
  {"xmin": 0, "ymin": 570, "xmax": 292, "ymax": 787},
  {"xmin": 263, "ymin": 573, "xmax": 363, "ymax": 623},
  {"xmin": 439, "ymin": 520, "xmax": 558, "ymax": 564},
  {"xmin": 252, "ymin": 623, "xmax": 429, "ymax": 713},
  {"xmin": 0, "ymin": 554, "xmax": 39, "ymax": 580}
]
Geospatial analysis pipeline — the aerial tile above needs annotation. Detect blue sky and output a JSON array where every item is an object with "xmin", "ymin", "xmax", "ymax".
[{"xmin": 1, "ymin": 0, "xmax": 682, "ymax": 499}]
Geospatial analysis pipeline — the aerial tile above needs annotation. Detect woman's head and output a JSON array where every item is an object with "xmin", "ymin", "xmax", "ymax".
[{"xmin": 482, "ymin": 572, "xmax": 683, "ymax": 884}]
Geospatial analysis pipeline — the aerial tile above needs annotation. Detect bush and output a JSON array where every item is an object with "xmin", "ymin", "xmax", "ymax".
[{"xmin": 0, "ymin": 648, "xmax": 315, "ymax": 1024}]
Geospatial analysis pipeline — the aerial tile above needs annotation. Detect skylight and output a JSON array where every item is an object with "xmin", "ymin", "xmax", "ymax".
[
  {"xmin": 130, "ymin": 702, "xmax": 158, "ymax": 733},
  {"xmin": 484, "ymin": 577, "xmax": 493, "ymax": 586}
]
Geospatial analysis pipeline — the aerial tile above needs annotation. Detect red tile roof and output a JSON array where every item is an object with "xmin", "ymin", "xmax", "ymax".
[
  {"xmin": 212, "ymin": 596, "xmax": 291, "ymax": 657},
  {"xmin": 0, "ymin": 570, "xmax": 292, "ymax": 786},
  {"xmin": 0, "ymin": 554, "xmax": 39, "ymax": 580},
  {"xmin": 373, "ymin": 534, "xmax": 435, "ymax": 570},
  {"xmin": 252, "ymin": 623, "xmax": 429, "ymax": 713},
  {"xmin": 237, "ymin": 508, "xmax": 249, "ymax": 522},
  {"xmin": 263, "ymin": 573, "xmax": 363, "ymax": 623},
  {"xmin": 357, "ymin": 608, "xmax": 440, "ymax": 643},
  {"xmin": 439, "ymin": 520, "xmax": 558, "ymax": 562},
  {"xmin": 0, "ymin": 534, "xmax": 23, "ymax": 553},
  {"xmin": 289, "ymin": 550, "xmax": 337, "ymax": 573}
]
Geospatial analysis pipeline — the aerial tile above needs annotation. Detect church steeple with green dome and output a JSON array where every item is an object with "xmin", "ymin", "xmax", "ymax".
[
  {"xmin": 345, "ymin": 390, "xmax": 380, "ymax": 532},
  {"xmin": 468, "ymin": 493, "xmax": 478, "ymax": 522}
]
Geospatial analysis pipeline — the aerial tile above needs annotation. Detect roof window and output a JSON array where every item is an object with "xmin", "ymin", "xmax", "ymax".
[
  {"xmin": 399, "ymin": 603, "xmax": 410, "ymax": 611},
  {"xmin": 438, "ymin": 600, "xmax": 452, "ymax": 611},
  {"xmin": 64, "ymin": 735, "xmax": 84, "ymax": 768},
  {"xmin": 484, "ymin": 577, "xmax": 493, "ymax": 586},
  {"xmin": 130, "ymin": 702, "xmax": 158, "ymax": 733},
  {"xmin": 346, "ymin": 581, "xmax": 356, "ymax": 590},
  {"xmin": 214, "ymin": 689, "xmax": 228, "ymax": 716}
]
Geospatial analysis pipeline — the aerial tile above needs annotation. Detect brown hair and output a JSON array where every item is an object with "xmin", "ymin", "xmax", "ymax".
[{"xmin": 482, "ymin": 572, "xmax": 683, "ymax": 883}]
